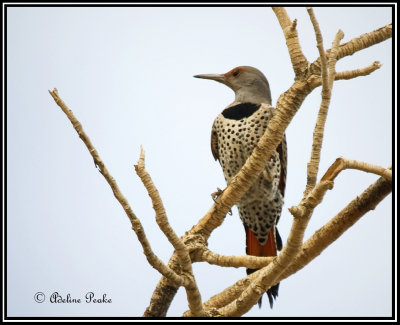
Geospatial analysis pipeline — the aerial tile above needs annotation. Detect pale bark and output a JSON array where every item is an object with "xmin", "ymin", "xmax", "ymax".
[
  {"xmin": 49, "ymin": 7, "xmax": 392, "ymax": 317},
  {"xmin": 134, "ymin": 147, "xmax": 205, "ymax": 316}
]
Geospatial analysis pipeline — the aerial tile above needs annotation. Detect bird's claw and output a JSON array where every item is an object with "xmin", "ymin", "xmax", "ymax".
[
  {"xmin": 211, "ymin": 187, "xmax": 223, "ymax": 201},
  {"xmin": 211, "ymin": 188, "xmax": 233, "ymax": 216}
]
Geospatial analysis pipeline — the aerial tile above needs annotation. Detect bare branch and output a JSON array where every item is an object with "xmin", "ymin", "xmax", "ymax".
[
  {"xmin": 335, "ymin": 61, "xmax": 382, "ymax": 80},
  {"xmin": 335, "ymin": 24, "xmax": 392, "ymax": 61},
  {"xmin": 50, "ymin": 89, "xmax": 206, "ymax": 316},
  {"xmin": 144, "ymin": 253, "xmax": 181, "ymax": 317},
  {"xmin": 215, "ymin": 148, "xmax": 391, "ymax": 316},
  {"xmin": 327, "ymin": 29, "xmax": 344, "ymax": 86},
  {"xmin": 50, "ymin": 6, "xmax": 392, "ymax": 316},
  {"xmin": 212, "ymin": 177, "xmax": 331, "ymax": 316},
  {"xmin": 184, "ymin": 273, "xmax": 255, "ymax": 317},
  {"xmin": 48, "ymin": 89, "xmax": 184, "ymax": 287},
  {"xmin": 307, "ymin": 7, "xmax": 328, "ymax": 89},
  {"xmin": 186, "ymin": 158, "xmax": 391, "ymax": 316},
  {"xmin": 310, "ymin": 24, "xmax": 392, "ymax": 84},
  {"xmin": 321, "ymin": 157, "xmax": 392, "ymax": 182},
  {"xmin": 305, "ymin": 8, "xmax": 331, "ymax": 194},
  {"xmin": 133, "ymin": 147, "xmax": 205, "ymax": 316},
  {"xmin": 146, "ymin": 14, "xmax": 392, "ymax": 317},
  {"xmin": 310, "ymin": 61, "xmax": 383, "ymax": 89},
  {"xmin": 215, "ymin": 16, "xmax": 346, "ymax": 316},
  {"xmin": 189, "ymin": 19, "xmax": 391, "ymax": 253},
  {"xmin": 193, "ymin": 247, "xmax": 273, "ymax": 269},
  {"xmin": 186, "ymin": 174, "xmax": 391, "ymax": 317},
  {"xmin": 279, "ymin": 175, "xmax": 392, "ymax": 282},
  {"xmin": 272, "ymin": 7, "xmax": 309, "ymax": 77},
  {"xmin": 134, "ymin": 146, "xmax": 192, "ymax": 272},
  {"xmin": 305, "ymin": 28, "xmax": 344, "ymax": 195}
]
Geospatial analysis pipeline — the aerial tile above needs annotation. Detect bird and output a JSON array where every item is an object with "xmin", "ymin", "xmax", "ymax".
[{"xmin": 194, "ymin": 66, "xmax": 287, "ymax": 308}]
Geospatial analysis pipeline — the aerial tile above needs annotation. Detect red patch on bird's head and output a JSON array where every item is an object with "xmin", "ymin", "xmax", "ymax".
[{"xmin": 224, "ymin": 67, "xmax": 244, "ymax": 78}]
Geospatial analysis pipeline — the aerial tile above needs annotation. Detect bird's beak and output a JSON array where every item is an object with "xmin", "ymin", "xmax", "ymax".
[{"xmin": 193, "ymin": 73, "xmax": 227, "ymax": 85}]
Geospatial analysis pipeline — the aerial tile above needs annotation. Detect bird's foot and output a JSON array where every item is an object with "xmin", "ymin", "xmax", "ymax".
[
  {"xmin": 211, "ymin": 187, "xmax": 223, "ymax": 201},
  {"xmin": 211, "ymin": 188, "xmax": 233, "ymax": 215}
]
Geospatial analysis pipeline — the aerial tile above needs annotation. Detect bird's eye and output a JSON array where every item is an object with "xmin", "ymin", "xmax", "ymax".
[{"xmin": 233, "ymin": 70, "xmax": 239, "ymax": 77}]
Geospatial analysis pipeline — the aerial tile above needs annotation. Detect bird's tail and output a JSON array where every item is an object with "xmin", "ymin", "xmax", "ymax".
[{"xmin": 245, "ymin": 225, "xmax": 282, "ymax": 308}]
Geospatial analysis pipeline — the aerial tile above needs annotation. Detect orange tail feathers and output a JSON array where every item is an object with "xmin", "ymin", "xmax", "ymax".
[
  {"xmin": 245, "ymin": 226, "xmax": 280, "ymax": 309},
  {"xmin": 245, "ymin": 226, "xmax": 277, "ymax": 258}
]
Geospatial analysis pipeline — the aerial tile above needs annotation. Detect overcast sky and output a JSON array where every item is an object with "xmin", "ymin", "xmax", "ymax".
[{"xmin": 6, "ymin": 5, "xmax": 393, "ymax": 318}]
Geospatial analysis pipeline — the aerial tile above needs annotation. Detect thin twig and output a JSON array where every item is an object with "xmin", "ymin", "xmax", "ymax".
[
  {"xmin": 279, "ymin": 175, "xmax": 392, "ymax": 282},
  {"xmin": 307, "ymin": 7, "xmax": 328, "ymax": 89},
  {"xmin": 134, "ymin": 146, "xmax": 205, "ymax": 316},
  {"xmin": 134, "ymin": 146, "xmax": 192, "ymax": 272},
  {"xmin": 272, "ymin": 7, "xmax": 309, "ymax": 77},
  {"xmin": 310, "ymin": 24, "xmax": 392, "ymax": 81},
  {"xmin": 305, "ymin": 25, "xmax": 344, "ymax": 195},
  {"xmin": 335, "ymin": 61, "xmax": 382, "ymax": 80},
  {"xmin": 218, "ymin": 180, "xmax": 333, "ymax": 316},
  {"xmin": 185, "ymin": 174, "xmax": 391, "ymax": 317},
  {"xmin": 321, "ymin": 157, "xmax": 392, "ymax": 182},
  {"xmin": 143, "ymin": 13, "xmax": 392, "ymax": 317},
  {"xmin": 48, "ymin": 88, "xmax": 184, "ymax": 286},
  {"xmin": 193, "ymin": 247, "xmax": 273, "ymax": 269},
  {"xmin": 305, "ymin": 7, "xmax": 330, "ymax": 195}
]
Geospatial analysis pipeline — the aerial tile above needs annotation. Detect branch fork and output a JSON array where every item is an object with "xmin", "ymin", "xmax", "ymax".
[{"xmin": 49, "ymin": 6, "xmax": 392, "ymax": 317}]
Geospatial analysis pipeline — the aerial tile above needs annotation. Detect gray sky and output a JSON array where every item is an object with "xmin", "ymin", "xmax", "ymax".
[{"xmin": 6, "ymin": 6, "xmax": 392, "ymax": 318}]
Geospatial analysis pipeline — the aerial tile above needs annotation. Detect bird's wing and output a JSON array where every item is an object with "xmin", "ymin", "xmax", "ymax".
[
  {"xmin": 211, "ymin": 120, "xmax": 219, "ymax": 161},
  {"xmin": 277, "ymin": 134, "xmax": 287, "ymax": 197}
]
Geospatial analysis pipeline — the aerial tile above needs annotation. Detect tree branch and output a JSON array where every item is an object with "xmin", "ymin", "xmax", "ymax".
[
  {"xmin": 272, "ymin": 7, "xmax": 309, "ymax": 77},
  {"xmin": 307, "ymin": 7, "xmax": 328, "ymax": 88},
  {"xmin": 193, "ymin": 247, "xmax": 273, "ymax": 269},
  {"xmin": 134, "ymin": 146, "xmax": 205, "ymax": 316},
  {"xmin": 279, "ymin": 175, "xmax": 392, "ymax": 282},
  {"xmin": 335, "ymin": 24, "xmax": 392, "ymax": 61},
  {"xmin": 186, "ymin": 173, "xmax": 391, "ymax": 317},
  {"xmin": 145, "ymin": 13, "xmax": 392, "ymax": 317},
  {"xmin": 212, "ymin": 12, "xmax": 345, "ymax": 318},
  {"xmin": 321, "ymin": 157, "xmax": 392, "ymax": 182},
  {"xmin": 49, "ymin": 7, "xmax": 392, "ymax": 317},
  {"xmin": 48, "ymin": 89, "xmax": 184, "ymax": 287},
  {"xmin": 134, "ymin": 146, "xmax": 192, "ymax": 272},
  {"xmin": 305, "ymin": 8, "xmax": 344, "ymax": 195},
  {"xmin": 143, "ymin": 252, "xmax": 181, "ymax": 317},
  {"xmin": 216, "ymin": 180, "xmax": 333, "ymax": 316},
  {"xmin": 335, "ymin": 61, "xmax": 382, "ymax": 80},
  {"xmin": 185, "ymin": 149, "xmax": 391, "ymax": 317},
  {"xmin": 309, "ymin": 24, "xmax": 392, "ymax": 87}
]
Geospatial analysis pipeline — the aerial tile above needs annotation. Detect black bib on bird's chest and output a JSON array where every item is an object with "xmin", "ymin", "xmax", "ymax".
[{"xmin": 221, "ymin": 102, "xmax": 261, "ymax": 120}]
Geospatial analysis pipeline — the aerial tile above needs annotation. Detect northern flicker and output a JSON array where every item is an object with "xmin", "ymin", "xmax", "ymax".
[{"xmin": 194, "ymin": 66, "xmax": 287, "ymax": 308}]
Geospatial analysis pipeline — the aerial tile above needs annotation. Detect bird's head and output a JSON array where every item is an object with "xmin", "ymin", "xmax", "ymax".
[{"xmin": 194, "ymin": 66, "xmax": 271, "ymax": 105}]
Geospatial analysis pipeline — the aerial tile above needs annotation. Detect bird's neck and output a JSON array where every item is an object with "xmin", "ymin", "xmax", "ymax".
[{"xmin": 234, "ymin": 87, "xmax": 271, "ymax": 105}]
